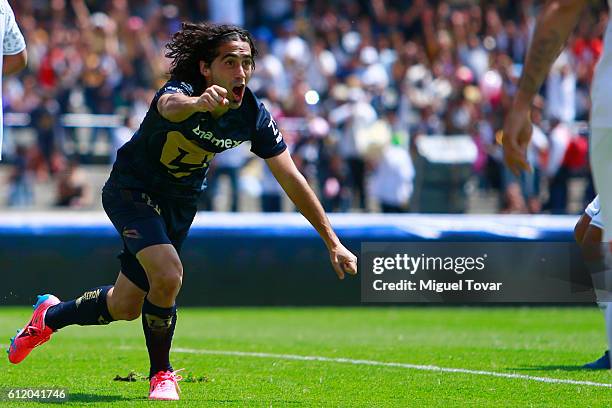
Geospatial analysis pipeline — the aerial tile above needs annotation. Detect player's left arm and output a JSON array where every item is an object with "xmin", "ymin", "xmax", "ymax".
[
  {"xmin": 3, "ymin": 49, "xmax": 26, "ymax": 75},
  {"xmin": 265, "ymin": 150, "xmax": 358, "ymax": 279},
  {"xmin": 3, "ymin": 2, "xmax": 27, "ymax": 75}
]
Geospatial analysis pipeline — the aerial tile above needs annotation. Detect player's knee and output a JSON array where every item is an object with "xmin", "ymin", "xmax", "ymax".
[
  {"xmin": 118, "ymin": 306, "xmax": 141, "ymax": 321},
  {"xmin": 150, "ymin": 260, "xmax": 183, "ymax": 297},
  {"xmin": 120, "ymin": 298, "xmax": 143, "ymax": 321},
  {"xmin": 110, "ymin": 297, "xmax": 143, "ymax": 321}
]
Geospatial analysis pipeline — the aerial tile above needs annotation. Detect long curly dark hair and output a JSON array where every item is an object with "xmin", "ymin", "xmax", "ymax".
[{"xmin": 165, "ymin": 22, "xmax": 258, "ymax": 94}]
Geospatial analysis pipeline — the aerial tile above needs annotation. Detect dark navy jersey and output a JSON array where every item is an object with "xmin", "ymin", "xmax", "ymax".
[{"xmin": 109, "ymin": 80, "xmax": 287, "ymax": 199}]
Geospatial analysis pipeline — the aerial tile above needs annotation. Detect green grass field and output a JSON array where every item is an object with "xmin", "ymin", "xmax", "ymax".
[{"xmin": 1, "ymin": 307, "xmax": 611, "ymax": 407}]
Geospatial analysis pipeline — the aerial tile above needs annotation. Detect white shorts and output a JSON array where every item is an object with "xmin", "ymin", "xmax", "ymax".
[
  {"xmin": 590, "ymin": 128, "xmax": 612, "ymax": 241},
  {"xmin": 585, "ymin": 195, "xmax": 604, "ymax": 230}
]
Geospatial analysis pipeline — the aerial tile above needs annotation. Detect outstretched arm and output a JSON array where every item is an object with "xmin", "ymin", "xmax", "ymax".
[
  {"xmin": 503, "ymin": 0, "xmax": 587, "ymax": 174},
  {"xmin": 265, "ymin": 150, "xmax": 358, "ymax": 279}
]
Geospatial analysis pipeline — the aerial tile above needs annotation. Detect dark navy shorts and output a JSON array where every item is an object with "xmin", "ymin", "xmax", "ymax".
[{"xmin": 102, "ymin": 182, "xmax": 197, "ymax": 292}]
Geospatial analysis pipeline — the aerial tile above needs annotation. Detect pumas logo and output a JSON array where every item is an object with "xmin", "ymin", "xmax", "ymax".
[
  {"xmin": 192, "ymin": 125, "xmax": 243, "ymax": 149},
  {"xmin": 145, "ymin": 314, "xmax": 173, "ymax": 332}
]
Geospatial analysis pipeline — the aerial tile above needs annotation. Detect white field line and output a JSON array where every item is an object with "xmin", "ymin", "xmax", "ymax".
[
  {"xmin": 8, "ymin": 341, "xmax": 610, "ymax": 388},
  {"xmin": 167, "ymin": 347, "xmax": 612, "ymax": 389}
]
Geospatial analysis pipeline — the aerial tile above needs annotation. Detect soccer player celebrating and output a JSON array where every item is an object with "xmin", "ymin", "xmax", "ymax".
[
  {"xmin": 7, "ymin": 23, "xmax": 358, "ymax": 400},
  {"xmin": 503, "ymin": 0, "xmax": 612, "ymax": 369},
  {"xmin": 0, "ymin": 0, "xmax": 27, "ymax": 160},
  {"xmin": 575, "ymin": 195, "xmax": 610, "ymax": 369}
]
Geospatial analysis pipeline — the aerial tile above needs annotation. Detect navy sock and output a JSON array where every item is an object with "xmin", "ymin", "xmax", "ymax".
[
  {"xmin": 44, "ymin": 286, "xmax": 115, "ymax": 330},
  {"xmin": 142, "ymin": 297, "xmax": 177, "ymax": 378}
]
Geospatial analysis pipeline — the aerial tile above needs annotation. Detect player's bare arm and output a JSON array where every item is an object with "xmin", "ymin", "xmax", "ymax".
[
  {"xmin": 503, "ymin": 0, "xmax": 587, "ymax": 175},
  {"xmin": 3, "ymin": 49, "xmax": 27, "ymax": 75},
  {"xmin": 265, "ymin": 150, "xmax": 358, "ymax": 279},
  {"xmin": 157, "ymin": 85, "xmax": 230, "ymax": 122}
]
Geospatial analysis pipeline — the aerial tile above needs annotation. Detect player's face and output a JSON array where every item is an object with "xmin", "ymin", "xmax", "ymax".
[{"xmin": 201, "ymin": 40, "xmax": 254, "ymax": 109}]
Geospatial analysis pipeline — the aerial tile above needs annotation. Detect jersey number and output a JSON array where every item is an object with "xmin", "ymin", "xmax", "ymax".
[{"xmin": 160, "ymin": 131, "xmax": 215, "ymax": 178}]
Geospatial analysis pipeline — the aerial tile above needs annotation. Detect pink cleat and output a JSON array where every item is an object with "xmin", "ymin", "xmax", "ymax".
[
  {"xmin": 149, "ymin": 369, "xmax": 183, "ymax": 401},
  {"xmin": 7, "ymin": 294, "xmax": 60, "ymax": 364}
]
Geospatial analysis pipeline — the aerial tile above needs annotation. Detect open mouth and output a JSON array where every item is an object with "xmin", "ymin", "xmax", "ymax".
[{"xmin": 232, "ymin": 85, "xmax": 245, "ymax": 102}]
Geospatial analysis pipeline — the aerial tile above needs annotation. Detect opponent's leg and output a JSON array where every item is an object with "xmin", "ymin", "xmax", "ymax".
[
  {"xmin": 590, "ymin": 128, "xmax": 612, "ymax": 368},
  {"xmin": 579, "ymin": 224, "xmax": 611, "ymax": 369},
  {"xmin": 136, "ymin": 244, "xmax": 183, "ymax": 400}
]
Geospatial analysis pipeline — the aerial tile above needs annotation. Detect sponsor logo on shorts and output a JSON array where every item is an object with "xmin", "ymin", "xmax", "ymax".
[{"xmin": 122, "ymin": 229, "xmax": 143, "ymax": 239}]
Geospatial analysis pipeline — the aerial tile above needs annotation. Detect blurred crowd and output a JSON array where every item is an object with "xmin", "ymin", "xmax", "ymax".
[{"xmin": 2, "ymin": 0, "xmax": 605, "ymax": 213}]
